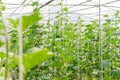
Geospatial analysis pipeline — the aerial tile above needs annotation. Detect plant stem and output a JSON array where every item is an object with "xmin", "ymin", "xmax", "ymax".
[{"xmin": 1, "ymin": 15, "xmax": 9, "ymax": 80}]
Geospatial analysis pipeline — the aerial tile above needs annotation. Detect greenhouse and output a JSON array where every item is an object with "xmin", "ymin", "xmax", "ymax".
[{"xmin": 0, "ymin": 0, "xmax": 120, "ymax": 80}]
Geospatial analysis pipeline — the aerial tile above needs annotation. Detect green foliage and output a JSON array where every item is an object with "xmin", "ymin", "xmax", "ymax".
[
  {"xmin": 0, "ymin": 40, "xmax": 4, "ymax": 47},
  {"xmin": 0, "ymin": 0, "xmax": 6, "ymax": 16},
  {"xmin": 8, "ymin": 56, "xmax": 19, "ymax": 68},
  {"xmin": 31, "ymin": 1, "xmax": 39, "ymax": 7},
  {"xmin": 103, "ymin": 14, "xmax": 108, "ymax": 18},
  {"xmin": 111, "ymin": 69, "xmax": 120, "ymax": 79},
  {"xmin": 62, "ymin": 7, "xmax": 68, "ymax": 13},
  {"xmin": 22, "ymin": 10, "xmax": 42, "ymax": 31},
  {"xmin": 0, "ymin": 52, "xmax": 5, "ymax": 58},
  {"xmin": 2, "ymin": 2, "xmax": 120, "ymax": 79},
  {"xmin": 8, "ymin": 49, "xmax": 52, "ymax": 73},
  {"xmin": 23, "ymin": 49, "xmax": 52, "ymax": 73},
  {"xmin": 8, "ymin": 10, "xmax": 42, "ymax": 31},
  {"xmin": 8, "ymin": 18, "xmax": 18, "ymax": 28}
]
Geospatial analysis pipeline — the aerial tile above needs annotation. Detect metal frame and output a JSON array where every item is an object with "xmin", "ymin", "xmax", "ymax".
[{"xmin": 3, "ymin": 0, "xmax": 120, "ymax": 22}]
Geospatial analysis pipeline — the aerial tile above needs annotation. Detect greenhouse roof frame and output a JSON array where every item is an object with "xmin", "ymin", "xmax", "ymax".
[{"xmin": 2, "ymin": 0, "xmax": 120, "ymax": 22}]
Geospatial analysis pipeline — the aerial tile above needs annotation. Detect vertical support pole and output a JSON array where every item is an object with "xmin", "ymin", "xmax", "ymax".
[
  {"xmin": 98, "ymin": 0, "xmax": 103, "ymax": 80},
  {"xmin": 18, "ymin": 17, "xmax": 23, "ymax": 80}
]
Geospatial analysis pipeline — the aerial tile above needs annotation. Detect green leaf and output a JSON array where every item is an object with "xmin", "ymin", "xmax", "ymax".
[
  {"xmin": 58, "ymin": 2, "xmax": 62, "ymax": 6},
  {"xmin": 0, "ymin": 52, "xmax": 6, "ymax": 58},
  {"xmin": 53, "ymin": 78, "xmax": 59, "ymax": 80},
  {"xmin": 0, "ymin": 40, "xmax": 4, "ymax": 47},
  {"xmin": 2, "ymin": 5, "xmax": 6, "ymax": 11},
  {"xmin": 103, "ymin": 14, "xmax": 108, "ymax": 18},
  {"xmin": 118, "ymin": 19, "xmax": 120, "ymax": 22},
  {"xmin": 23, "ymin": 49, "xmax": 52, "ymax": 73},
  {"xmin": 114, "ymin": 10, "xmax": 120, "ymax": 17},
  {"xmin": 8, "ymin": 49, "xmax": 53, "ymax": 73},
  {"xmin": 9, "ymin": 56, "xmax": 19, "ymax": 68},
  {"xmin": 102, "ymin": 21, "xmax": 110, "ymax": 26},
  {"xmin": 8, "ymin": 18, "xmax": 18, "ymax": 28},
  {"xmin": 111, "ymin": 69, "xmax": 120, "ymax": 79},
  {"xmin": 62, "ymin": 7, "xmax": 68, "ymax": 12},
  {"xmin": 22, "ymin": 10, "xmax": 42, "ymax": 30},
  {"xmin": 31, "ymin": 1, "xmax": 39, "ymax": 6}
]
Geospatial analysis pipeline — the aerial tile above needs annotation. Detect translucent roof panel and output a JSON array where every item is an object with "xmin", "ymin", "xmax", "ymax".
[{"xmin": 2, "ymin": 0, "xmax": 120, "ymax": 22}]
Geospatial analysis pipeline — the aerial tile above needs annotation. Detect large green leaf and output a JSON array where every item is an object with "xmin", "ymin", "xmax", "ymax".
[
  {"xmin": 22, "ymin": 10, "xmax": 42, "ymax": 30},
  {"xmin": 9, "ymin": 56, "xmax": 19, "ymax": 68},
  {"xmin": 8, "ymin": 11, "xmax": 42, "ymax": 31},
  {"xmin": 9, "ymin": 49, "xmax": 53, "ymax": 73},
  {"xmin": 23, "ymin": 49, "xmax": 52, "ymax": 73}
]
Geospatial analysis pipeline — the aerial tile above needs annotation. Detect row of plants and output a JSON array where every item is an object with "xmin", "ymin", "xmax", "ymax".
[{"xmin": 0, "ymin": 0, "xmax": 120, "ymax": 80}]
